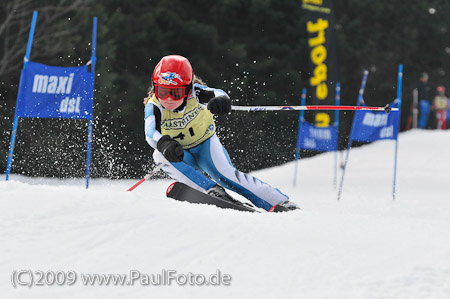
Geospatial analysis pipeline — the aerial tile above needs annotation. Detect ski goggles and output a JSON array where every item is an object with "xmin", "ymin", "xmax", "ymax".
[{"xmin": 155, "ymin": 85, "xmax": 187, "ymax": 101}]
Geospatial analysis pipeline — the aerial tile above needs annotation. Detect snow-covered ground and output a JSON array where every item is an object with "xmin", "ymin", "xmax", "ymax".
[{"xmin": 1, "ymin": 130, "xmax": 449, "ymax": 299}]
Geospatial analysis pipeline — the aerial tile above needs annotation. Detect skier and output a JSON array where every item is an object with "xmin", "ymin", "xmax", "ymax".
[
  {"xmin": 144, "ymin": 55, "xmax": 298, "ymax": 211},
  {"xmin": 432, "ymin": 86, "xmax": 450, "ymax": 129}
]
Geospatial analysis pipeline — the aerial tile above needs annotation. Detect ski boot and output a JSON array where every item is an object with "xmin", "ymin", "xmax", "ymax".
[{"xmin": 208, "ymin": 185, "xmax": 245, "ymax": 206}]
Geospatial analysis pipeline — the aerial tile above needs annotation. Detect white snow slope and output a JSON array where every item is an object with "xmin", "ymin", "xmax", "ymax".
[{"xmin": 1, "ymin": 129, "xmax": 449, "ymax": 299}]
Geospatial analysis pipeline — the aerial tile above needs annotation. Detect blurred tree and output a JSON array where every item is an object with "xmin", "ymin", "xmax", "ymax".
[{"xmin": 0, "ymin": 0, "xmax": 92, "ymax": 76}]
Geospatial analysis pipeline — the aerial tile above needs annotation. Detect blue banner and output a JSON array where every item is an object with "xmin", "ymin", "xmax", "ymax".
[
  {"xmin": 297, "ymin": 122, "xmax": 338, "ymax": 151},
  {"xmin": 350, "ymin": 110, "xmax": 399, "ymax": 142},
  {"xmin": 16, "ymin": 61, "xmax": 94, "ymax": 119}
]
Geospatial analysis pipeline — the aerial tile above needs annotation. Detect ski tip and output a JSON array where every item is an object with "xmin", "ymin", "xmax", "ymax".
[
  {"xmin": 166, "ymin": 182, "xmax": 176, "ymax": 197},
  {"xmin": 269, "ymin": 205, "xmax": 289, "ymax": 212},
  {"xmin": 269, "ymin": 204, "xmax": 300, "ymax": 213}
]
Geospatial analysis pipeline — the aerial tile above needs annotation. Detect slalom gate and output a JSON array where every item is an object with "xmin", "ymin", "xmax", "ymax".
[{"xmin": 5, "ymin": 11, "xmax": 98, "ymax": 188}]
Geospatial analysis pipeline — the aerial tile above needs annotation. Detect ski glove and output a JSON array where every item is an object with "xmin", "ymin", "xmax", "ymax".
[
  {"xmin": 207, "ymin": 96, "xmax": 231, "ymax": 116},
  {"xmin": 157, "ymin": 135, "xmax": 184, "ymax": 163}
]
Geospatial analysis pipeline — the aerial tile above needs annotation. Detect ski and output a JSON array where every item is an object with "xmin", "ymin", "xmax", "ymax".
[{"xmin": 166, "ymin": 182, "xmax": 258, "ymax": 213}]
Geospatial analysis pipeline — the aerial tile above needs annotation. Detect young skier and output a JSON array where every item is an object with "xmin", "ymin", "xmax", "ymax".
[{"xmin": 144, "ymin": 55, "xmax": 298, "ymax": 212}]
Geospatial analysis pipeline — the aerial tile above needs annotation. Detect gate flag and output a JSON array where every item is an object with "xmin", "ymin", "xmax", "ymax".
[
  {"xmin": 293, "ymin": 84, "xmax": 341, "ymax": 187},
  {"xmin": 16, "ymin": 62, "xmax": 94, "ymax": 119},
  {"xmin": 338, "ymin": 65, "xmax": 403, "ymax": 201},
  {"xmin": 298, "ymin": 122, "xmax": 338, "ymax": 151},
  {"xmin": 5, "ymin": 11, "xmax": 97, "ymax": 189},
  {"xmin": 350, "ymin": 107, "xmax": 400, "ymax": 143}
]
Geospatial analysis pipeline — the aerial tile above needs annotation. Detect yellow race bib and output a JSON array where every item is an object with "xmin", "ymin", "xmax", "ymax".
[{"xmin": 150, "ymin": 95, "xmax": 216, "ymax": 149}]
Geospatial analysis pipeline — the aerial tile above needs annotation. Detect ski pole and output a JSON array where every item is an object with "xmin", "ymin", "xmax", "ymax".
[
  {"xmin": 127, "ymin": 164, "xmax": 163, "ymax": 191},
  {"xmin": 231, "ymin": 104, "xmax": 396, "ymax": 113},
  {"xmin": 337, "ymin": 70, "xmax": 370, "ymax": 200}
]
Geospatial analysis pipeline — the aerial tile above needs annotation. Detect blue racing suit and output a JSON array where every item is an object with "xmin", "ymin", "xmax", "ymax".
[{"xmin": 144, "ymin": 83, "xmax": 288, "ymax": 211}]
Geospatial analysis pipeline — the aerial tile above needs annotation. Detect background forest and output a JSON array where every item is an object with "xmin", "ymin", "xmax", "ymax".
[{"xmin": 1, "ymin": 0, "xmax": 450, "ymax": 178}]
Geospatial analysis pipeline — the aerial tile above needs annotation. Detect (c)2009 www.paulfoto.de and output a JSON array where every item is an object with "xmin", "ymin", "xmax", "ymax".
[{"xmin": 11, "ymin": 269, "xmax": 232, "ymax": 287}]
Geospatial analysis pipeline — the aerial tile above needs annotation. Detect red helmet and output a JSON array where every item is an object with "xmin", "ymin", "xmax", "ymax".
[
  {"xmin": 437, "ymin": 86, "xmax": 445, "ymax": 93},
  {"xmin": 153, "ymin": 55, "xmax": 193, "ymax": 110}
]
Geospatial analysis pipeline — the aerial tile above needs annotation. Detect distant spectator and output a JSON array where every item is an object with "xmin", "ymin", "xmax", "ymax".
[
  {"xmin": 416, "ymin": 72, "xmax": 431, "ymax": 129},
  {"xmin": 432, "ymin": 86, "xmax": 450, "ymax": 129},
  {"xmin": 447, "ymin": 97, "xmax": 450, "ymax": 129}
]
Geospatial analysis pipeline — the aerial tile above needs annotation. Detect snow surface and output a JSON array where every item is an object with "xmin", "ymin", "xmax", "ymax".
[{"xmin": 1, "ymin": 130, "xmax": 449, "ymax": 299}]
